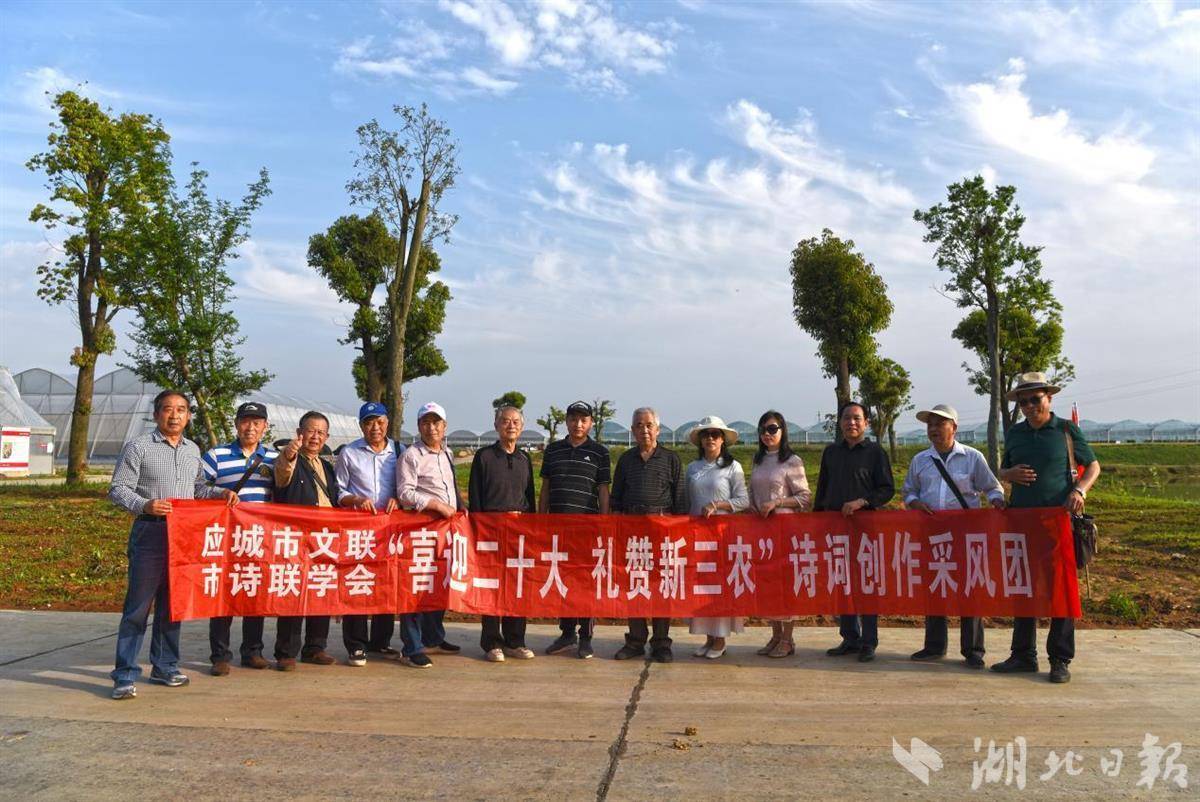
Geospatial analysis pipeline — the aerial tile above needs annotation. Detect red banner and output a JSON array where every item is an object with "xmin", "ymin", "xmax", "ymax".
[{"xmin": 166, "ymin": 501, "xmax": 1079, "ymax": 622}]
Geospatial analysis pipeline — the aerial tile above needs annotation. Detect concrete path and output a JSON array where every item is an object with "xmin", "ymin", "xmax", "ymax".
[{"xmin": 0, "ymin": 611, "xmax": 1196, "ymax": 800}]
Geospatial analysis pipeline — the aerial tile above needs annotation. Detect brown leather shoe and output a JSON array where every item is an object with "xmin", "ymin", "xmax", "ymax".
[
  {"xmin": 276, "ymin": 658, "xmax": 297, "ymax": 672},
  {"xmin": 242, "ymin": 655, "xmax": 270, "ymax": 670},
  {"xmin": 301, "ymin": 650, "xmax": 336, "ymax": 666},
  {"xmin": 211, "ymin": 661, "xmax": 231, "ymax": 677}
]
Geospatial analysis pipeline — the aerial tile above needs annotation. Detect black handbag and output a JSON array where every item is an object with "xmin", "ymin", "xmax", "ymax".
[{"xmin": 1065, "ymin": 431, "xmax": 1097, "ymax": 570}]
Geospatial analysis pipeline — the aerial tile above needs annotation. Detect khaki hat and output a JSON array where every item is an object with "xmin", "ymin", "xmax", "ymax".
[
  {"xmin": 1005, "ymin": 372, "xmax": 1061, "ymax": 402},
  {"xmin": 916, "ymin": 404, "xmax": 959, "ymax": 424},
  {"xmin": 688, "ymin": 415, "xmax": 738, "ymax": 447}
]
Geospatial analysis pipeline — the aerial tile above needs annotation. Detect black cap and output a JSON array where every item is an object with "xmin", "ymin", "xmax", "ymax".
[
  {"xmin": 566, "ymin": 401, "xmax": 593, "ymax": 418},
  {"xmin": 235, "ymin": 401, "xmax": 268, "ymax": 421}
]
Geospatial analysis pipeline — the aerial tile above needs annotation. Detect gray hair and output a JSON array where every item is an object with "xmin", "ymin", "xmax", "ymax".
[
  {"xmin": 494, "ymin": 405, "xmax": 524, "ymax": 424},
  {"xmin": 631, "ymin": 406, "xmax": 659, "ymax": 427}
]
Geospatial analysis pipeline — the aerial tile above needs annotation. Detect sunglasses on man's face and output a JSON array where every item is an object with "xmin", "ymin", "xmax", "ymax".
[
  {"xmin": 1017, "ymin": 394, "xmax": 1047, "ymax": 407},
  {"xmin": 759, "ymin": 424, "xmax": 781, "ymax": 435}
]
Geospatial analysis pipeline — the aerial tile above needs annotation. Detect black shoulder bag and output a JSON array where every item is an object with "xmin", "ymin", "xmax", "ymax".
[
  {"xmin": 930, "ymin": 456, "xmax": 970, "ymax": 510},
  {"xmin": 1065, "ymin": 430, "xmax": 1098, "ymax": 571},
  {"xmin": 229, "ymin": 452, "xmax": 266, "ymax": 496}
]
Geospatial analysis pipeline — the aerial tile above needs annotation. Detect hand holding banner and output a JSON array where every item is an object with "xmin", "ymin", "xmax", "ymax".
[{"xmin": 167, "ymin": 501, "xmax": 1079, "ymax": 622}]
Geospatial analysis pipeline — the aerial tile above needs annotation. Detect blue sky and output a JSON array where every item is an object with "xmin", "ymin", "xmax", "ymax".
[{"xmin": 2, "ymin": 0, "xmax": 1198, "ymax": 433}]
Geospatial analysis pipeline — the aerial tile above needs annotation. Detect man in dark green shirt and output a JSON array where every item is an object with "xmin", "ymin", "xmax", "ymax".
[{"xmin": 992, "ymin": 373, "xmax": 1101, "ymax": 684}]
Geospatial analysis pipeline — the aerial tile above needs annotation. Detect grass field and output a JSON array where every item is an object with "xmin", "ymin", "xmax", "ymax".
[{"xmin": 1, "ymin": 442, "xmax": 1196, "ymax": 627}]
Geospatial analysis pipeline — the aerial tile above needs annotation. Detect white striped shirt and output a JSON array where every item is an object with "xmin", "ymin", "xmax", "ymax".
[{"xmin": 202, "ymin": 441, "xmax": 278, "ymax": 502}]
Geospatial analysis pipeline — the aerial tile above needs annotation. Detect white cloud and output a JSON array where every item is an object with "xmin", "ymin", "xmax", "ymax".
[
  {"xmin": 946, "ymin": 60, "xmax": 1156, "ymax": 185},
  {"xmin": 459, "ymin": 66, "xmax": 519, "ymax": 95},
  {"xmin": 336, "ymin": 0, "xmax": 677, "ymax": 97},
  {"xmin": 234, "ymin": 240, "xmax": 352, "ymax": 318}
]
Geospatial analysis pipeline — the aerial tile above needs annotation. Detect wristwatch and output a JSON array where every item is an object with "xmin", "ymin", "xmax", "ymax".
[{"xmin": 1070, "ymin": 486, "xmax": 1086, "ymax": 499}]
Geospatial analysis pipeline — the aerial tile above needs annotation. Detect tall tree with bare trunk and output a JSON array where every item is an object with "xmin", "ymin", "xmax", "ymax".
[
  {"xmin": 346, "ymin": 104, "xmax": 459, "ymax": 438},
  {"xmin": 27, "ymin": 90, "xmax": 172, "ymax": 482}
]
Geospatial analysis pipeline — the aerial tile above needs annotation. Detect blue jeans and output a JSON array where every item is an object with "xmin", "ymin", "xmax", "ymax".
[
  {"xmin": 111, "ymin": 521, "xmax": 180, "ymax": 684},
  {"xmin": 398, "ymin": 610, "xmax": 447, "ymax": 657}
]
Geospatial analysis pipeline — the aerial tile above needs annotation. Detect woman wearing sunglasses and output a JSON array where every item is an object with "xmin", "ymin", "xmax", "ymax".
[
  {"xmin": 685, "ymin": 416, "xmax": 749, "ymax": 659},
  {"xmin": 748, "ymin": 410, "xmax": 811, "ymax": 657}
]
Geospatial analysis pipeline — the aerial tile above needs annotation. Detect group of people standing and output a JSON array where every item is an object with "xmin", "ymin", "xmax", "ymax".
[{"xmin": 105, "ymin": 371, "xmax": 1098, "ymax": 701}]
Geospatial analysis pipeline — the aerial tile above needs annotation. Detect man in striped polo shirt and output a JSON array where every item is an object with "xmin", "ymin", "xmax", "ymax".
[
  {"xmin": 201, "ymin": 401, "xmax": 278, "ymax": 676},
  {"xmin": 540, "ymin": 401, "xmax": 610, "ymax": 659}
]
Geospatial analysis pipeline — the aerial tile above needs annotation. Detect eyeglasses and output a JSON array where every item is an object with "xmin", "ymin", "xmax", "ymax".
[
  {"xmin": 759, "ymin": 424, "xmax": 781, "ymax": 435},
  {"xmin": 699, "ymin": 430, "xmax": 723, "ymax": 440},
  {"xmin": 1017, "ymin": 394, "xmax": 1047, "ymax": 407}
]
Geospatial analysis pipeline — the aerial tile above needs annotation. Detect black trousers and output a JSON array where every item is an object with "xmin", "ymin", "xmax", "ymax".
[
  {"xmin": 480, "ymin": 616, "xmax": 528, "ymax": 651},
  {"xmin": 208, "ymin": 616, "xmax": 265, "ymax": 663},
  {"xmin": 924, "ymin": 616, "xmax": 985, "ymax": 658},
  {"xmin": 342, "ymin": 614, "xmax": 396, "ymax": 653},
  {"xmin": 626, "ymin": 618, "xmax": 671, "ymax": 650},
  {"xmin": 838, "ymin": 614, "xmax": 878, "ymax": 648},
  {"xmin": 1010, "ymin": 617, "xmax": 1075, "ymax": 664},
  {"xmin": 558, "ymin": 617, "xmax": 594, "ymax": 639},
  {"xmin": 274, "ymin": 616, "xmax": 330, "ymax": 659}
]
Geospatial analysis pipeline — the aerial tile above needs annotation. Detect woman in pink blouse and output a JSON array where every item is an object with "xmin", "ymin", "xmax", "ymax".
[{"xmin": 748, "ymin": 410, "xmax": 812, "ymax": 657}]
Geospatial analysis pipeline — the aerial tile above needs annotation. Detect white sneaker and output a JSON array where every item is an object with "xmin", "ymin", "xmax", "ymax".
[
  {"xmin": 486, "ymin": 648, "xmax": 506, "ymax": 662},
  {"xmin": 503, "ymin": 646, "xmax": 535, "ymax": 660},
  {"xmin": 693, "ymin": 644, "xmax": 712, "ymax": 658}
]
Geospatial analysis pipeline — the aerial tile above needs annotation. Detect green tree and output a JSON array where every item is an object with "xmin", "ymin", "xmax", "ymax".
[
  {"xmin": 124, "ymin": 165, "xmax": 273, "ymax": 448},
  {"xmin": 790, "ymin": 229, "xmax": 893, "ymax": 413},
  {"xmin": 592, "ymin": 398, "xmax": 616, "ymax": 444},
  {"xmin": 492, "ymin": 391, "xmax": 526, "ymax": 410},
  {"xmin": 307, "ymin": 213, "xmax": 393, "ymax": 402},
  {"xmin": 347, "ymin": 104, "xmax": 459, "ymax": 439},
  {"xmin": 348, "ymin": 246, "xmax": 450, "ymax": 411},
  {"xmin": 914, "ymin": 176, "xmax": 1048, "ymax": 470},
  {"xmin": 857, "ymin": 356, "xmax": 913, "ymax": 462},
  {"xmin": 952, "ymin": 299, "xmax": 1075, "ymax": 431},
  {"xmin": 537, "ymin": 405, "xmax": 565, "ymax": 442},
  {"xmin": 26, "ymin": 90, "xmax": 172, "ymax": 482}
]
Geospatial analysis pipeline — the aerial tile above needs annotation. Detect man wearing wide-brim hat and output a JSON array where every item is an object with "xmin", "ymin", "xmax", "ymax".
[
  {"xmin": 992, "ymin": 372, "xmax": 1101, "ymax": 684},
  {"xmin": 901, "ymin": 403, "xmax": 1005, "ymax": 669}
]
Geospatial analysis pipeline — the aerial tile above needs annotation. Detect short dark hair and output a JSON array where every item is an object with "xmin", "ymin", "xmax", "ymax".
[
  {"xmin": 153, "ymin": 389, "xmax": 191, "ymax": 414},
  {"xmin": 298, "ymin": 410, "xmax": 329, "ymax": 432},
  {"xmin": 838, "ymin": 401, "xmax": 868, "ymax": 421},
  {"xmin": 754, "ymin": 409, "xmax": 795, "ymax": 465}
]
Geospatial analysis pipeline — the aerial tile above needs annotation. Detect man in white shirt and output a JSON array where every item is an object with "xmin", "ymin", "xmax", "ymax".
[
  {"xmin": 901, "ymin": 404, "xmax": 1005, "ymax": 668},
  {"xmin": 336, "ymin": 401, "xmax": 402, "ymax": 667}
]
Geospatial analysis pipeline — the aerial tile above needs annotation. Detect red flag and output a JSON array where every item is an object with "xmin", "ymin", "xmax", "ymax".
[{"xmin": 1071, "ymin": 401, "xmax": 1080, "ymax": 426}]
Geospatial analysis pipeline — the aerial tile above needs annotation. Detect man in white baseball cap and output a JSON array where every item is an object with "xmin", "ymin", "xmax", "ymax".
[
  {"xmin": 395, "ymin": 401, "xmax": 465, "ymax": 668},
  {"xmin": 901, "ymin": 404, "xmax": 1005, "ymax": 668}
]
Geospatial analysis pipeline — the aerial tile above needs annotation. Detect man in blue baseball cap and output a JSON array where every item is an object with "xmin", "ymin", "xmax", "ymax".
[{"xmin": 334, "ymin": 401, "xmax": 404, "ymax": 666}]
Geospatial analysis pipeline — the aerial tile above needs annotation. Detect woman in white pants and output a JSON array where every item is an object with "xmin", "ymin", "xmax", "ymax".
[{"xmin": 685, "ymin": 416, "xmax": 749, "ymax": 659}]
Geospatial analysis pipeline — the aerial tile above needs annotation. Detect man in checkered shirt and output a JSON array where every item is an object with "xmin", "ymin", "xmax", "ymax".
[{"xmin": 108, "ymin": 390, "xmax": 237, "ymax": 701}]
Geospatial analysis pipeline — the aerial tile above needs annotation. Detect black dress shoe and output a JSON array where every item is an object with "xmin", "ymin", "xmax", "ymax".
[
  {"xmin": 910, "ymin": 648, "xmax": 946, "ymax": 661},
  {"xmin": 990, "ymin": 656, "xmax": 1039, "ymax": 673},
  {"xmin": 1048, "ymin": 660, "xmax": 1071, "ymax": 684},
  {"xmin": 965, "ymin": 654, "xmax": 986, "ymax": 669},
  {"xmin": 614, "ymin": 644, "xmax": 645, "ymax": 661},
  {"xmin": 857, "ymin": 646, "xmax": 876, "ymax": 663},
  {"xmin": 651, "ymin": 647, "xmax": 674, "ymax": 664},
  {"xmin": 826, "ymin": 641, "xmax": 859, "ymax": 656}
]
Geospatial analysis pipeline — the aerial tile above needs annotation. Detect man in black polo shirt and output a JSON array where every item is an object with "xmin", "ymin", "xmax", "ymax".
[
  {"xmin": 992, "ymin": 372, "xmax": 1100, "ymax": 684},
  {"xmin": 469, "ymin": 404, "xmax": 537, "ymax": 662},
  {"xmin": 540, "ymin": 401, "xmax": 610, "ymax": 659},
  {"xmin": 815, "ymin": 401, "xmax": 895, "ymax": 663},
  {"xmin": 611, "ymin": 406, "xmax": 686, "ymax": 663}
]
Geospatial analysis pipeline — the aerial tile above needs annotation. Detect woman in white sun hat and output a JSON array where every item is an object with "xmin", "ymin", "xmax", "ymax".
[{"xmin": 684, "ymin": 416, "xmax": 749, "ymax": 659}]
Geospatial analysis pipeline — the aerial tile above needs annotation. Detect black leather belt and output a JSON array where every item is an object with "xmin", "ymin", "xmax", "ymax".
[{"xmin": 136, "ymin": 514, "xmax": 166, "ymax": 522}]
